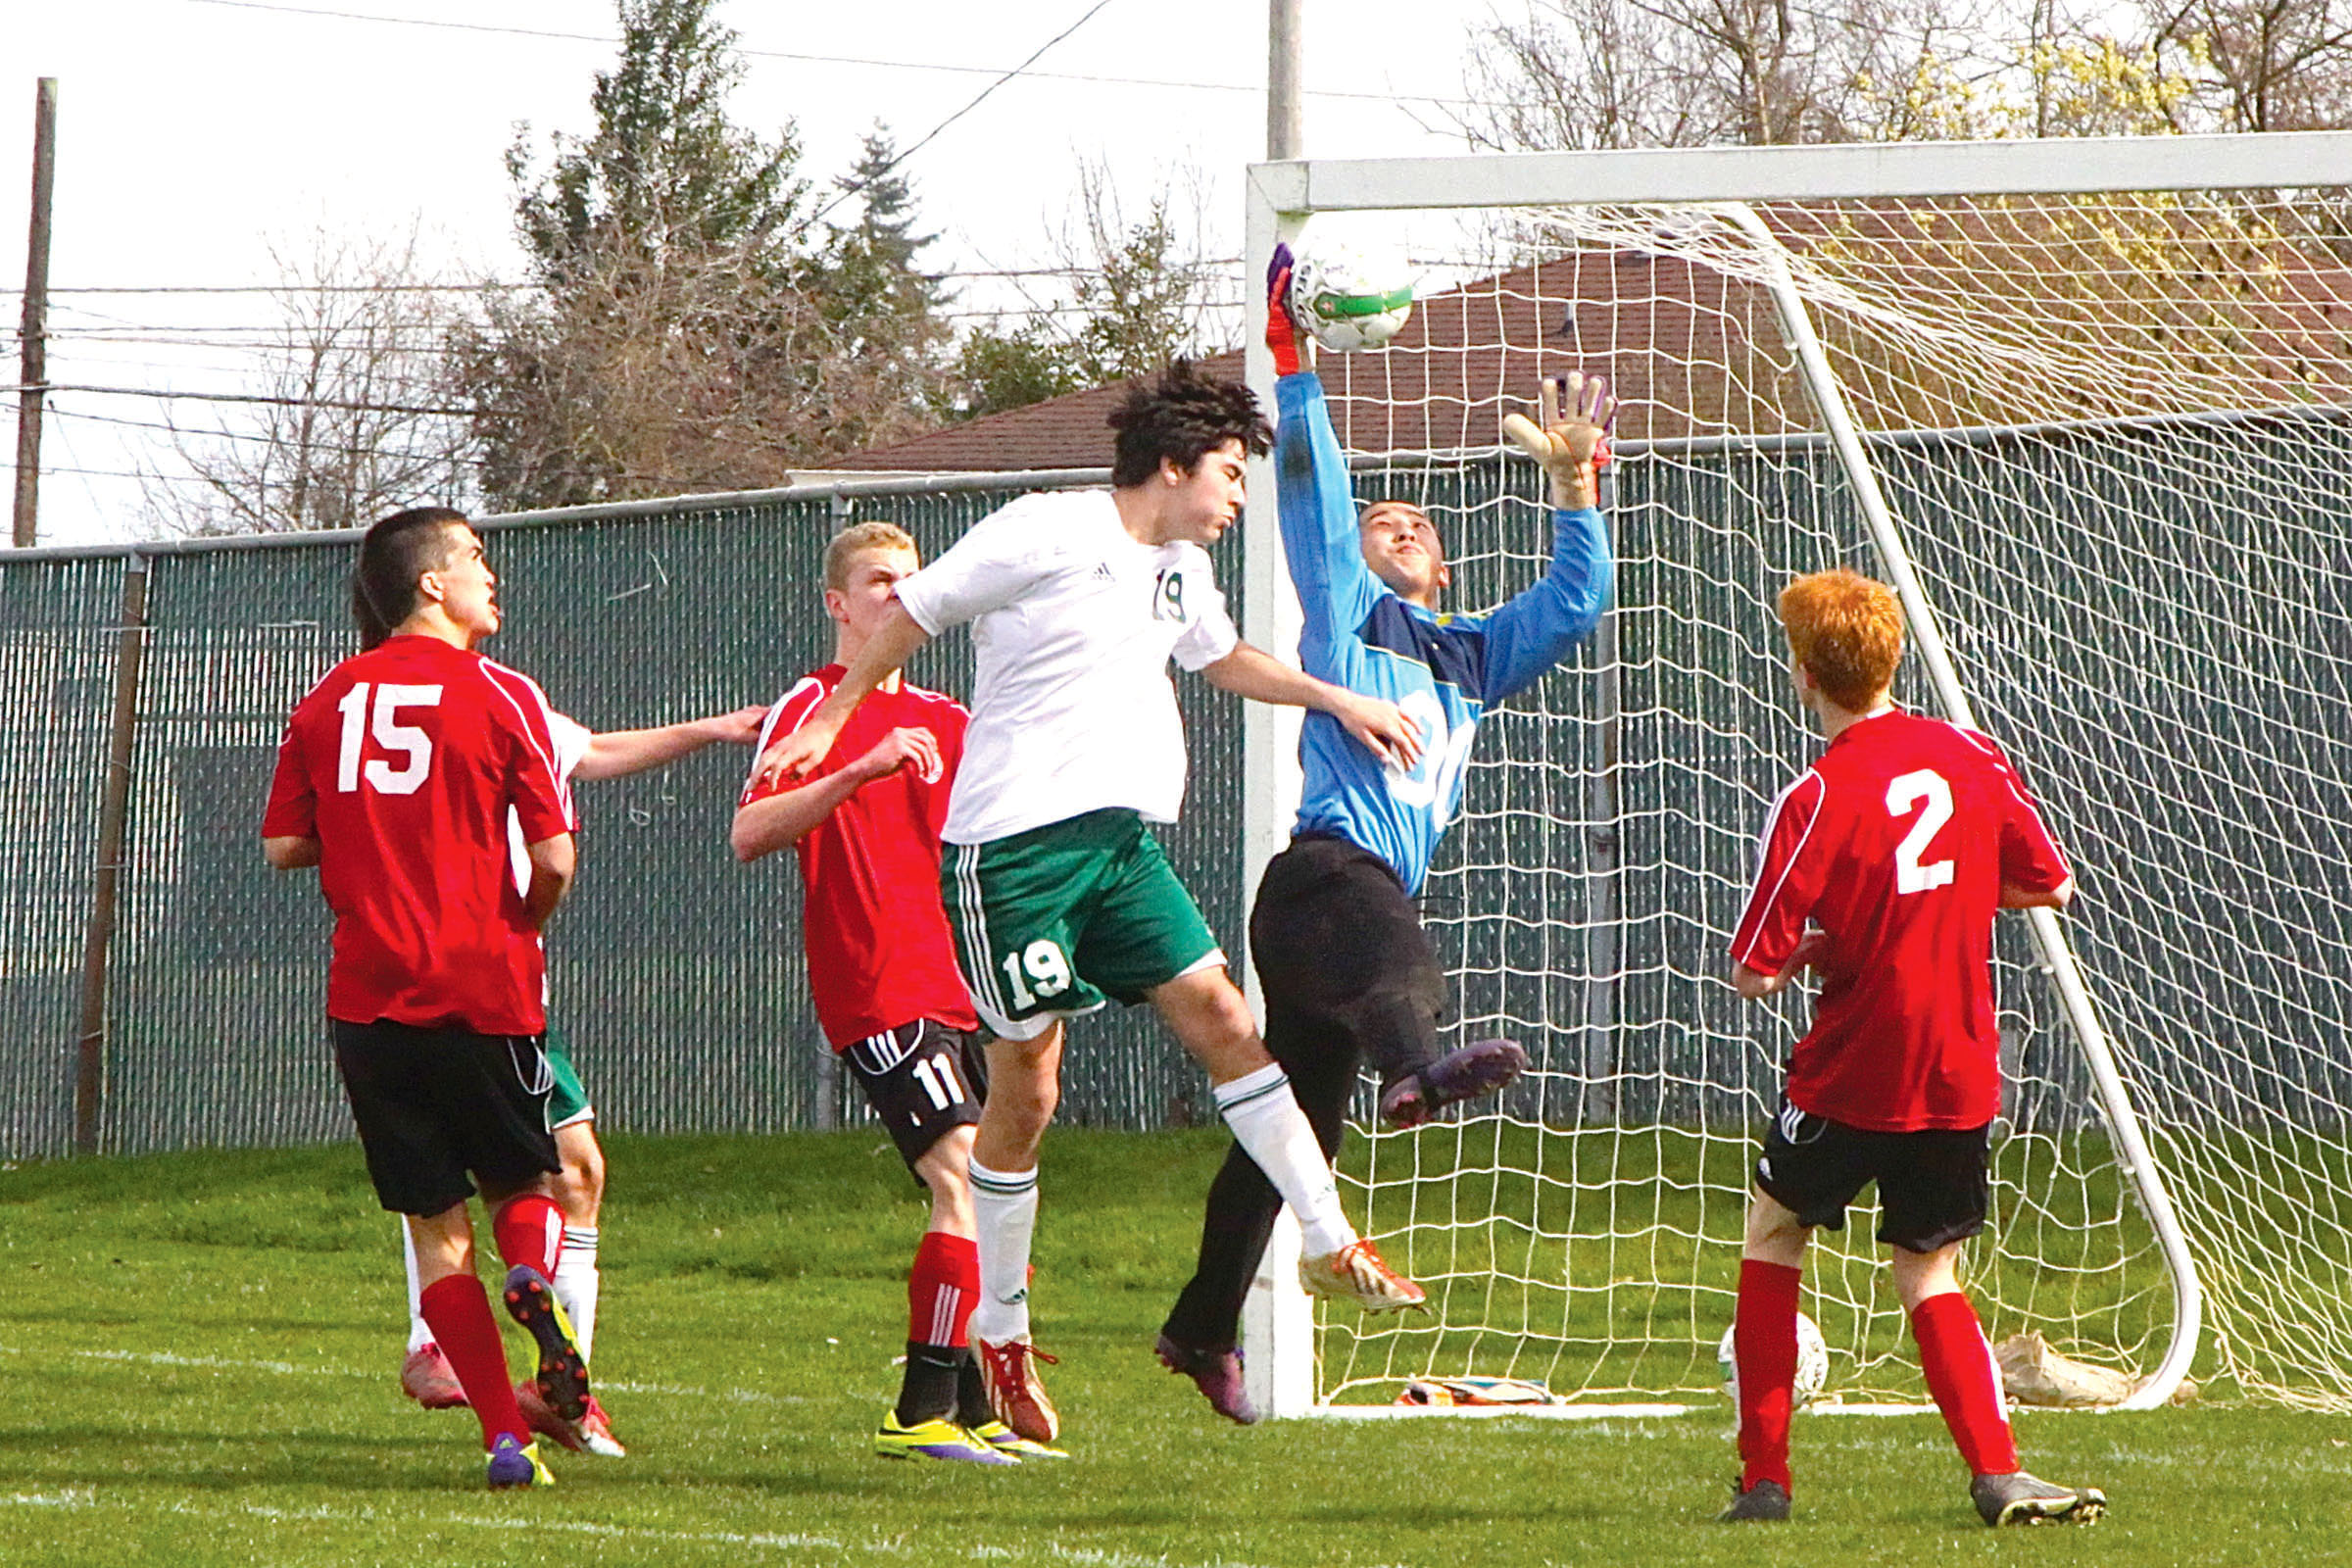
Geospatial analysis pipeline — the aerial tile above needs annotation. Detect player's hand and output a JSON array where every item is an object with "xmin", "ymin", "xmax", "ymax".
[
  {"xmin": 708, "ymin": 704, "xmax": 769, "ymax": 747},
  {"xmin": 753, "ymin": 715, "xmax": 843, "ymax": 791},
  {"xmin": 1502, "ymin": 372, "xmax": 1616, "ymax": 509},
  {"xmin": 856, "ymin": 726, "xmax": 944, "ymax": 785},
  {"xmin": 1266, "ymin": 243, "xmax": 1306, "ymax": 378},
  {"xmin": 1333, "ymin": 691, "xmax": 1424, "ymax": 771}
]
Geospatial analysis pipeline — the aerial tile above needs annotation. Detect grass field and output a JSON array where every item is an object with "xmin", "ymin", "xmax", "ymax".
[{"xmin": 0, "ymin": 1128, "xmax": 2338, "ymax": 1567}]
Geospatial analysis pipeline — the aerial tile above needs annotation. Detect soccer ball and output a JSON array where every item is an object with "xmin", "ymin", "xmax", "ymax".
[
  {"xmin": 1288, "ymin": 242, "xmax": 1414, "ymax": 352},
  {"xmin": 1718, "ymin": 1312, "xmax": 1831, "ymax": 1406}
]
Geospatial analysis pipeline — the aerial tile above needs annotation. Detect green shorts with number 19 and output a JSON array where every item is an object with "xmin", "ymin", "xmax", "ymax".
[{"xmin": 941, "ymin": 808, "xmax": 1225, "ymax": 1043}]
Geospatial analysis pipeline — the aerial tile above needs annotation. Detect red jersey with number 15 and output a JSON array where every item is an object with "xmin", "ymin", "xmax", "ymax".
[
  {"xmin": 1729, "ymin": 709, "xmax": 2072, "ymax": 1132},
  {"xmin": 741, "ymin": 668, "xmax": 978, "ymax": 1048},
  {"xmin": 262, "ymin": 635, "xmax": 575, "ymax": 1034}
]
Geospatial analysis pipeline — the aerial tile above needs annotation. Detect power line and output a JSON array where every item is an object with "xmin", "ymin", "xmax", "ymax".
[
  {"xmin": 1, "ymin": 263, "xmax": 1247, "ymax": 299},
  {"xmin": 24, "ymin": 403, "xmax": 489, "ymax": 466},
  {"xmin": 16, "ymin": 382, "xmax": 473, "ymax": 416},
  {"xmin": 180, "ymin": 0, "xmax": 1489, "ymax": 108},
  {"xmin": 813, "ymin": 0, "xmax": 1124, "ymax": 228}
]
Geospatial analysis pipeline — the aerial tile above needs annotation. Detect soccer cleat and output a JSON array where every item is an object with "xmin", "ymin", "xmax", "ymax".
[
  {"xmin": 576, "ymin": 1396, "xmax": 627, "ymax": 1458},
  {"xmin": 1299, "ymin": 1240, "xmax": 1427, "ymax": 1313},
  {"xmin": 501, "ymin": 1264, "xmax": 590, "ymax": 1424},
  {"xmin": 1154, "ymin": 1333, "xmax": 1258, "ymax": 1426},
  {"xmin": 1379, "ymin": 1038, "xmax": 1529, "ymax": 1129},
  {"xmin": 971, "ymin": 1419, "xmax": 1069, "ymax": 1459},
  {"xmin": 400, "ymin": 1344, "xmax": 467, "ymax": 1410},
  {"xmin": 1971, "ymin": 1470, "xmax": 2106, "ymax": 1527},
  {"xmin": 485, "ymin": 1432, "xmax": 554, "ymax": 1490},
  {"xmin": 873, "ymin": 1412, "xmax": 1018, "ymax": 1465},
  {"xmin": 974, "ymin": 1336, "xmax": 1061, "ymax": 1444},
  {"xmin": 1719, "ymin": 1477, "xmax": 1791, "ymax": 1523},
  {"xmin": 514, "ymin": 1378, "xmax": 586, "ymax": 1453}
]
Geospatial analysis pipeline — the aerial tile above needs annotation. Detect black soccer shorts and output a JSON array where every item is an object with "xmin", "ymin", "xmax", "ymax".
[
  {"xmin": 332, "ymin": 1019, "xmax": 560, "ymax": 1216},
  {"xmin": 845, "ymin": 1019, "xmax": 990, "ymax": 1171},
  {"xmin": 1753, "ymin": 1099, "xmax": 1991, "ymax": 1253}
]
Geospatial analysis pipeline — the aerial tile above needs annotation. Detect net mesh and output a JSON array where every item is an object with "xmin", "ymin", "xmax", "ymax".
[{"xmin": 1310, "ymin": 186, "xmax": 2352, "ymax": 1410}]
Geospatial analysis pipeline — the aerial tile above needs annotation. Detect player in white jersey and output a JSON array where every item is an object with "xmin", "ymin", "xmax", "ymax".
[
  {"xmin": 756, "ymin": 362, "xmax": 1431, "ymax": 1446},
  {"xmin": 397, "ymin": 703, "xmax": 763, "ymax": 1455}
]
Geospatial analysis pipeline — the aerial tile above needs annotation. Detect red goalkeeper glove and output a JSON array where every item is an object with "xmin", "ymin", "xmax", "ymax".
[{"xmin": 1266, "ymin": 243, "xmax": 1304, "ymax": 378}]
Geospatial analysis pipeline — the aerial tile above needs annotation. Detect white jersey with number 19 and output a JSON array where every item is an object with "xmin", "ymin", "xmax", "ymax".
[{"xmin": 893, "ymin": 488, "xmax": 1238, "ymax": 846}]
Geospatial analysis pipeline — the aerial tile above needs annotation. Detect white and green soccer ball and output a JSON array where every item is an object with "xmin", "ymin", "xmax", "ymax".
[
  {"xmin": 1288, "ymin": 242, "xmax": 1415, "ymax": 352},
  {"xmin": 1718, "ymin": 1312, "xmax": 1831, "ymax": 1407}
]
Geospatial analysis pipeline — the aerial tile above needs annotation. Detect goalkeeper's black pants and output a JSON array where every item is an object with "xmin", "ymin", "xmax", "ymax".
[{"xmin": 1161, "ymin": 833, "xmax": 1446, "ymax": 1352}]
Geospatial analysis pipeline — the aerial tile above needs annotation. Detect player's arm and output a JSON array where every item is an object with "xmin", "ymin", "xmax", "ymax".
[
  {"xmin": 1726, "ymin": 775, "xmax": 1830, "ymax": 1003},
  {"xmin": 520, "ymin": 832, "xmax": 576, "ymax": 930},
  {"xmin": 263, "ymin": 836, "xmax": 320, "ymax": 870},
  {"xmin": 1732, "ymin": 930, "xmax": 1832, "ymax": 999},
  {"xmin": 752, "ymin": 605, "xmax": 932, "ymax": 787},
  {"xmin": 2001, "ymin": 876, "xmax": 2075, "ymax": 910},
  {"xmin": 732, "ymin": 726, "xmax": 941, "ymax": 862},
  {"xmin": 575, "ymin": 705, "xmax": 766, "ymax": 782},
  {"xmin": 1267, "ymin": 247, "xmax": 1382, "ymax": 665},
  {"xmin": 1200, "ymin": 641, "xmax": 1423, "ymax": 769},
  {"xmin": 1990, "ymin": 740, "xmax": 2077, "ymax": 912},
  {"xmin": 1481, "ymin": 374, "xmax": 1618, "ymax": 703},
  {"xmin": 260, "ymin": 720, "xmax": 321, "ymax": 871}
]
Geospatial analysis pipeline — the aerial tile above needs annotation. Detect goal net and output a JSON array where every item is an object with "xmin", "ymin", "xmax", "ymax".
[{"xmin": 1241, "ymin": 134, "xmax": 2352, "ymax": 1415}]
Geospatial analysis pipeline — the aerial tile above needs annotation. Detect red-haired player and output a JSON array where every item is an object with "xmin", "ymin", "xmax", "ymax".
[{"xmin": 1721, "ymin": 567, "xmax": 2106, "ymax": 1528}]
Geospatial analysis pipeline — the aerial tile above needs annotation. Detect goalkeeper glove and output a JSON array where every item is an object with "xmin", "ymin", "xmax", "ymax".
[{"xmin": 1266, "ymin": 243, "xmax": 1305, "ymax": 378}]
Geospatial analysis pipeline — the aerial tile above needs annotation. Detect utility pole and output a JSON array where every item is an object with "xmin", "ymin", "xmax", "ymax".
[
  {"xmin": 14, "ymin": 77, "xmax": 58, "ymax": 548},
  {"xmin": 1268, "ymin": 0, "xmax": 1302, "ymax": 160}
]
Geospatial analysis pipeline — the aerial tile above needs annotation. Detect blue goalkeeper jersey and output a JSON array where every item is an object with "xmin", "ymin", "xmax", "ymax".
[{"xmin": 1278, "ymin": 372, "xmax": 1613, "ymax": 895}]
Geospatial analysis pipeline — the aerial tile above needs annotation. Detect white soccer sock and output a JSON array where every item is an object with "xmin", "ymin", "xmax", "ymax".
[
  {"xmin": 966, "ymin": 1158, "xmax": 1039, "ymax": 1346},
  {"xmin": 399, "ymin": 1219, "xmax": 432, "ymax": 1353},
  {"xmin": 1214, "ymin": 1062, "xmax": 1358, "ymax": 1258},
  {"xmin": 552, "ymin": 1225, "xmax": 601, "ymax": 1365}
]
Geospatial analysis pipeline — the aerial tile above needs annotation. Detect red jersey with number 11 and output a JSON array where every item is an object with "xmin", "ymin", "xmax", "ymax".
[
  {"xmin": 1729, "ymin": 709, "xmax": 2072, "ymax": 1132},
  {"xmin": 742, "ymin": 667, "xmax": 978, "ymax": 1048},
  {"xmin": 262, "ymin": 635, "xmax": 575, "ymax": 1034}
]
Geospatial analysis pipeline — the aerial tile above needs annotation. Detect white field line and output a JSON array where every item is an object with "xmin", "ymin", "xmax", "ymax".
[
  {"xmin": 0, "ymin": 1342, "xmax": 804, "ymax": 1405},
  {"xmin": 5, "ymin": 1492, "xmax": 1274, "ymax": 1568}
]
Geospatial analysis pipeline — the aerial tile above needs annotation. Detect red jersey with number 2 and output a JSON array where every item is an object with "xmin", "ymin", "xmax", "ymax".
[
  {"xmin": 262, "ymin": 635, "xmax": 575, "ymax": 1034},
  {"xmin": 1729, "ymin": 709, "xmax": 2072, "ymax": 1132},
  {"xmin": 741, "ymin": 668, "xmax": 979, "ymax": 1048}
]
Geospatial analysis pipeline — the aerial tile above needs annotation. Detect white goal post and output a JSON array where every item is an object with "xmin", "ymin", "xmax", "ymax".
[{"xmin": 1238, "ymin": 130, "xmax": 2352, "ymax": 1419}]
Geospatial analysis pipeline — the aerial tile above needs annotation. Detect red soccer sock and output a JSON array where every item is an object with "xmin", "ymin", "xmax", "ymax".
[
  {"xmin": 492, "ymin": 1194, "xmax": 563, "ymax": 1279},
  {"xmin": 1911, "ymin": 1290, "xmax": 2019, "ymax": 1477},
  {"xmin": 419, "ymin": 1274, "xmax": 526, "ymax": 1448},
  {"xmin": 1735, "ymin": 1258, "xmax": 1802, "ymax": 1491},
  {"xmin": 908, "ymin": 1230, "xmax": 980, "ymax": 1349}
]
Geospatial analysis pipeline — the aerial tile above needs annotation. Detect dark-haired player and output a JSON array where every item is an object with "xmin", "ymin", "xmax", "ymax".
[
  {"xmin": 754, "ymin": 363, "xmax": 1430, "ymax": 1447},
  {"xmin": 1156, "ymin": 252, "xmax": 1617, "ymax": 1422},
  {"xmin": 1719, "ymin": 567, "xmax": 2104, "ymax": 1527},
  {"xmin": 263, "ymin": 507, "xmax": 587, "ymax": 1490},
  {"xmin": 734, "ymin": 520, "xmax": 1048, "ymax": 1465}
]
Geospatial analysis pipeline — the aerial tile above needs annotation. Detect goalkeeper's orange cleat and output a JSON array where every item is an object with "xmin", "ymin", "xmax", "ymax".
[
  {"xmin": 974, "ymin": 1336, "xmax": 1060, "ymax": 1444},
  {"xmin": 1299, "ymin": 1240, "xmax": 1426, "ymax": 1313}
]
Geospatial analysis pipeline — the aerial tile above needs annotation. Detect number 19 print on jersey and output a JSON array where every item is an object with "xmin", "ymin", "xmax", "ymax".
[
  {"xmin": 264, "ymin": 634, "xmax": 575, "ymax": 1035},
  {"xmin": 1730, "ymin": 708, "xmax": 2072, "ymax": 1133}
]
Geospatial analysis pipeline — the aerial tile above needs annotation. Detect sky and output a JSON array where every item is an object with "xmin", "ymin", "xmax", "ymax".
[{"xmin": 2, "ymin": 0, "xmax": 1523, "ymax": 548}]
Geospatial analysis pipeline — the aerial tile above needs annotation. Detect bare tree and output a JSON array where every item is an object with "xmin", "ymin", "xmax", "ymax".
[
  {"xmin": 140, "ymin": 227, "xmax": 474, "ymax": 536},
  {"xmin": 1461, "ymin": 0, "xmax": 1987, "ymax": 149},
  {"xmin": 1456, "ymin": 0, "xmax": 2204, "ymax": 150},
  {"xmin": 2147, "ymin": 0, "xmax": 2352, "ymax": 129},
  {"xmin": 954, "ymin": 162, "xmax": 1236, "ymax": 418}
]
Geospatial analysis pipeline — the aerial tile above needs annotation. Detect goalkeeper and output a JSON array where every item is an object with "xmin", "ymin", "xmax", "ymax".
[{"xmin": 1155, "ymin": 248, "xmax": 1615, "ymax": 1422}]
